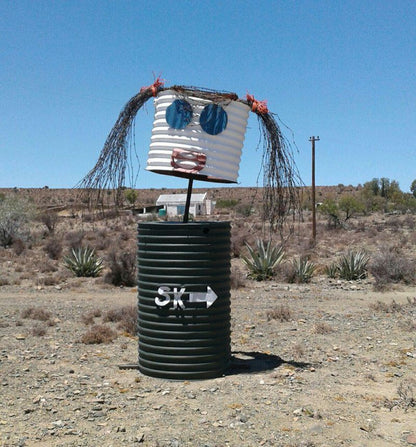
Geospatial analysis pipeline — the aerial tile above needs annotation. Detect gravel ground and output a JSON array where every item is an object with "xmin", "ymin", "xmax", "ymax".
[{"xmin": 1, "ymin": 280, "xmax": 416, "ymax": 447}]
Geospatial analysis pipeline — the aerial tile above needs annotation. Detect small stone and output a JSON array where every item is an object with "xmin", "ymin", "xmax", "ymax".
[
  {"xmin": 93, "ymin": 411, "xmax": 106, "ymax": 418},
  {"xmin": 32, "ymin": 395, "xmax": 42, "ymax": 404},
  {"xmin": 407, "ymin": 434, "xmax": 416, "ymax": 445},
  {"xmin": 15, "ymin": 334, "xmax": 26, "ymax": 340}
]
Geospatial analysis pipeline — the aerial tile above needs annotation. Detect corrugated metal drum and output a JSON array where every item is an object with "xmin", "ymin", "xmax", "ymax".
[
  {"xmin": 146, "ymin": 90, "xmax": 250, "ymax": 183},
  {"xmin": 137, "ymin": 222, "xmax": 231, "ymax": 380}
]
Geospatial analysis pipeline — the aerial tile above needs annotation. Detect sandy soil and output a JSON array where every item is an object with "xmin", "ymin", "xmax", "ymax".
[{"xmin": 1, "ymin": 278, "xmax": 415, "ymax": 447}]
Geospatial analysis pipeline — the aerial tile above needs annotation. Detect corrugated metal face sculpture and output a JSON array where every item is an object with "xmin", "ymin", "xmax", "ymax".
[
  {"xmin": 79, "ymin": 77, "xmax": 301, "ymax": 229},
  {"xmin": 147, "ymin": 89, "xmax": 250, "ymax": 183}
]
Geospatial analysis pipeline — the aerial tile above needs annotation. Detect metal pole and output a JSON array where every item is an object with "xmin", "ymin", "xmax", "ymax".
[
  {"xmin": 309, "ymin": 136, "xmax": 320, "ymax": 242},
  {"xmin": 183, "ymin": 178, "xmax": 194, "ymax": 223}
]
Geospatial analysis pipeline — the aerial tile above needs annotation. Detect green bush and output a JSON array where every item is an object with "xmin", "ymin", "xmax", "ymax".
[
  {"xmin": 63, "ymin": 247, "xmax": 104, "ymax": 277},
  {"xmin": 338, "ymin": 250, "xmax": 369, "ymax": 280},
  {"xmin": 216, "ymin": 198, "xmax": 239, "ymax": 209},
  {"xmin": 124, "ymin": 189, "xmax": 138, "ymax": 206},
  {"xmin": 241, "ymin": 240, "xmax": 284, "ymax": 281}
]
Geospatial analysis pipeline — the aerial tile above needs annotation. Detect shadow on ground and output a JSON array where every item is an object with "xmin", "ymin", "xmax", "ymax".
[{"xmin": 228, "ymin": 351, "xmax": 311, "ymax": 375}]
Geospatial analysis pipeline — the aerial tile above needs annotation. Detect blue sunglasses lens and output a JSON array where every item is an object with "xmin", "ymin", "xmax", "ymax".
[
  {"xmin": 199, "ymin": 103, "xmax": 228, "ymax": 135},
  {"xmin": 166, "ymin": 99, "xmax": 193, "ymax": 129}
]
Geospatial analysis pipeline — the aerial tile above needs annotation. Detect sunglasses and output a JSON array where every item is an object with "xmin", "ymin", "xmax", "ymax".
[{"xmin": 165, "ymin": 99, "xmax": 228, "ymax": 136}]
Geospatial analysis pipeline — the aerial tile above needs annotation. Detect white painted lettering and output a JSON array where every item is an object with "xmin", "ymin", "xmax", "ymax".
[
  {"xmin": 155, "ymin": 286, "xmax": 171, "ymax": 307},
  {"xmin": 172, "ymin": 287, "xmax": 186, "ymax": 310}
]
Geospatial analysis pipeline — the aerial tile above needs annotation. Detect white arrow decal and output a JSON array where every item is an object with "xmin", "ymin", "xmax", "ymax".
[{"xmin": 189, "ymin": 286, "xmax": 218, "ymax": 308}]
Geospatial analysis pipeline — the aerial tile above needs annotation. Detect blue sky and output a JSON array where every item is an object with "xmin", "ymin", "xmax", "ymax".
[{"xmin": 1, "ymin": 0, "xmax": 415, "ymax": 192}]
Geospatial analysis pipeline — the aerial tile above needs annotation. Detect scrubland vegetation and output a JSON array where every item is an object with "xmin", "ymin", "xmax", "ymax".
[{"xmin": 0, "ymin": 177, "xmax": 415, "ymax": 291}]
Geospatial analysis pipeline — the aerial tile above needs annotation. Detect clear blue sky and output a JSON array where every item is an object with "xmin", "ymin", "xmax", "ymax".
[{"xmin": 1, "ymin": 0, "xmax": 415, "ymax": 192}]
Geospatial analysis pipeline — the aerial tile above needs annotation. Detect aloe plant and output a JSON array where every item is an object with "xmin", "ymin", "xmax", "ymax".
[
  {"xmin": 338, "ymin": 250, "xmax": 369, "ymax": 280},
  {"xmin": 288, "ymin": 257, "xmax": 316, "ymax": 283},
  {"xmin": 325, "ymin": 262, "xmax": 339, "ymax": 279},
  {"xmin": 241, "ymin": 240, "xmax": 284, "ymax": 281},
  {"xmin": 63, "ymin": 247, "xmax": 104, "ymax": 277}
]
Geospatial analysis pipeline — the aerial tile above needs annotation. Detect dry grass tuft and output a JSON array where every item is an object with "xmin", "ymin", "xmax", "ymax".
[
  {"xmin": 31, "ymin": 323, "xmax": 47, "ymax": 337},
  {"xmin": 266, "ymin": 304, "xmax": 293, "ymax": 322},
  {"xmin": 230, "ymin": 266, "xmax": 246, "ymax": 289},
  {"xmin": 312, "ymin": 322, "xmax": 334, "ymax": 334},
  {"xmin": 103, "ymin": 305, "xmax": 137, "ymax": 336},
  {"xmin": 80, "ymin": 324, "xmax": 117, "ymax": 344},
  {"xmin": 370, "ymin": 248, "xmax": 415, "ymax": 290},
  {"xmin": 81, "ymin": 309, "xmax": 103, "ymax": 325},
  {"xmin": 21, "ymin": 307, "xmax": 52, "ymax": 321},
  {"xmin": 370, "ymin": 300, "xmax": 403, "ymax": 313}
]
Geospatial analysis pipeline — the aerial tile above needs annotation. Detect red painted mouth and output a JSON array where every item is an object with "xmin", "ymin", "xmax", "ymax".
[{"xmin": 171, "ymin": 148, "xmax": 207, "ymax": 173}]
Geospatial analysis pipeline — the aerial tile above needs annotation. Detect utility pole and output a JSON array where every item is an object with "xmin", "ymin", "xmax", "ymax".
[{"xmin": 309, "ymin": 136, "xmax": 320, "ymax": 242}]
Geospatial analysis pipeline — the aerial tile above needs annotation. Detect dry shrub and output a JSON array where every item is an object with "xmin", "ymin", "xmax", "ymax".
[
  {"xmin": 0, "ymin": 277, "xmax": 10, "ymax": 286},
  {"xmin": 230, "ymin": 266, "xmax": 246, "ymax": 289},
  {"xmin": 104, "ymin": 249, "xmax": 136, "ymax": 287},
  {"xmin": 230, "ymin": 223, "xmax": 254, "ymax": 258},
  {"xmin": 81, "ymin": 309, "xmax": 102, "ymax": 325},
  {"xmin": 292, "ymin": 343, "xmax": 305, "ymax": 359},
  {"xmin": 41, "ymin": 275, "xmax": 60, "ymax": 286},
  {"xmin": 399, "ymin": 318, "xmax": 416, "ymax": 331},
  {"xmin": 44, "ymin": 238, "xmax": 63, "ymax": 260},
  {"xmin": 386, "ymin": 216, "xmax": 401, "ymax": 230},
  {"xmin": 39, "ymin": 212, "xmax": 58, "ymax": 233},
  {"xmin": 266, "ymin": 304, "xmax": 292, "ymax": 322},
  {"xmin": 80, "ymin": 324, "xmax": 117, "ymax": 344},
  {"xmin": 312, "ymin": 322, "xmax": 334, "ymax": 334},
  {"xmin": 65, "ymin": 231, "xmax": 84, "ymax": 250},
  {"xmin": 39, "ymin": 262, "xmax": 57, "ymax": 274},
  {"xmin": 384, "ymin": 381, "xmax": 416, "ymax": 411},
  {"xmin": 370, "ymin": 248, "xmax": 415, "ymax": 289},
  {"xmin": 103, "ymin": 305, "xmax": 137, "ymax": 336},
  {"xmin": 370, "ymin": 299, "xmax": 403, "ymax": 313},
  {"xmin": 21, "ymin": 307, "xmax": 52, "ymax": 321},
  {"xmin": 94, "ymin": 229, "xmax": 110, "ymax": 250},
  {"xmin": 397, "ymin": 381, "xmax": 416, "ymax": 410},
  {"xmin": 12, "ymin": 239, "xmax": 25, "ymax": 256},
  {"xmin": 31, "ymin": 323, "xmax": 47, "ymax": 337},
  {"xmin": 403, "ymin": 214, "xmax": 415, "ymax": 230},
  {"xmin": 117, "ymin": 229, "xmax": 130, "ymax": 242}
]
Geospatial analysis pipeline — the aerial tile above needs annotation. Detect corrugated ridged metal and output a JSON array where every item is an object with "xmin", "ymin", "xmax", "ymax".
[
  {"xmin": 146, "ymin": 90, "xmax": 250, "ymax": 183},
  {"xmin": 137, "ymin": 222, "xmax": 231, "ymax": 379}
]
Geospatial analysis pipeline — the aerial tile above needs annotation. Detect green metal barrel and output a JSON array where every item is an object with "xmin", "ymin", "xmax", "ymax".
[{"xmin": 137, "ymin": 221, "xmax": 231, "ymax": 380}]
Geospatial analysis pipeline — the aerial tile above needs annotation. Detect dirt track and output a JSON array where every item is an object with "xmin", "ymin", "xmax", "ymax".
[{"xmin": 1, "ymin": 280, "xmax": 416, "ymax": 447}]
